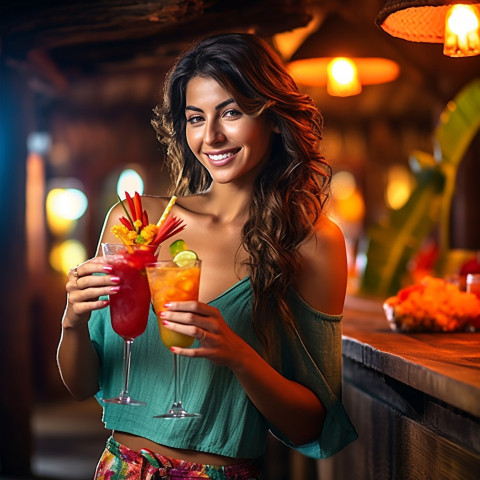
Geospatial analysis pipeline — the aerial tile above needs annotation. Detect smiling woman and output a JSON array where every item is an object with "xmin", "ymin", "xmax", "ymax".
[
  {"xmin": 57, "ymin": 32, "xmax": 357, "ymax": 479},
  {"xmin": 184, "ymin": 76, "xmax": 278, "ymax": 185}
]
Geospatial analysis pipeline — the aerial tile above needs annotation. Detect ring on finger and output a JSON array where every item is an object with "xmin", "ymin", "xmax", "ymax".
[{"xmin": 69, "ymin": 266, "xmax": 80, "ymax": 286}]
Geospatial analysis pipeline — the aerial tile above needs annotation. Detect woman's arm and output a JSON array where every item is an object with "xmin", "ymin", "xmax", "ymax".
[
  {"xmin": 57, "ymin": 203, "xmax": 128, "ymax": 400},
  {"xmin": 162, "ymin": 215, "xmax": 347, "ymax": 445},
  {"xmin": 229, "ymin": 339, "xmax": 327, "ymax": 445},
  {"xmin": 162, "ymin": 302, "xmax": 325, "ymax": 445},
  {"xmin": 57, "ymin": 257, "xmax": 116, "ymax": 400},
  {"xmin": 295, "ymin": 214, "xmax": 348, "ymax": 316}
]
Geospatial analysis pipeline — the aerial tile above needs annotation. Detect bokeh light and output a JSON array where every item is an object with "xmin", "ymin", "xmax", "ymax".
[
  {"xmin": 27, "ymin": 131, "xmax": 51, "ymax": 155},
  {"xmin": 386, "ymin": 164, "xmax": 413, "ymax": 210},
  {"xmin": 49, "ymin": 239, "xmax": 87, "ymax": 275},
  {"xmin": 46, "ymin": 188, "xmax": 88, "ymax": 235},
  {"xmin": 117, "ymin": 168, "xmax": 144, "ymax": 198},
  {"xmin": 332, "ymin": 171, "xmax": 357, "ymax": 200}
]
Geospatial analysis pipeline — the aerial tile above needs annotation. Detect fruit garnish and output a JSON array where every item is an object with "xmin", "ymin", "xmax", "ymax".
[
  {"xmin": 111, "ymin": 192, "xmax": 185, "ymax": 247},
  {"xmin": 173, "ymin": 250, "xmax": 199, "ymax": 267},
  {"xmin": 169, "ymin": 239, "xmax": 187, "ymax": 257}
]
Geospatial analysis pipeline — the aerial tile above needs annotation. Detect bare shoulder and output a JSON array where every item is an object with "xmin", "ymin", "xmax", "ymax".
[{"xmin": 295, "ymin": 215, "xmax": 348, "ymax": 315}]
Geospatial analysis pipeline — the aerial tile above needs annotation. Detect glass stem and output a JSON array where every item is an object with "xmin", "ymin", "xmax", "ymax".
[
  {"xmin": 173, "ymin": 353, "xmax": 182, "ymax": 408},
  {"xmin": 120, "ymin": 340, "xmax": 133, "ymax": 398}
]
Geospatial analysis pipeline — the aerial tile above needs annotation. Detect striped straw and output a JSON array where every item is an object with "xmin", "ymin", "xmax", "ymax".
[{"xmin": 156, "ymin": 196, "xmax": 177, "ymax": 226}]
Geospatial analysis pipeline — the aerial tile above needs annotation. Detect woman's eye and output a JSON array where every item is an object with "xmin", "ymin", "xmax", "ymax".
[
  {"xmin": 187, "ymin": 115, "xmax": 204, "ymax": 124},
  {"xmin": 223, "ymin": 109, "xmax": 241, "ymax": 119}
]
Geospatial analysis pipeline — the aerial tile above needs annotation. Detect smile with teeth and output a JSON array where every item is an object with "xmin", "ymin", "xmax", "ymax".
[{"xmin": 206, "ymin": 149, "xmax": 239, "ymax": 161}]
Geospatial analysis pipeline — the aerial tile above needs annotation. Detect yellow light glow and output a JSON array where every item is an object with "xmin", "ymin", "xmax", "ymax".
[
  {"xmin": 386, "ymin": 165, "xmax": 413, "ymax": 210},
  {"xmin": 273, "ymin": 9, "xmax": 323, "ymax": 61},
  {"xmin": 327, "ymin": 58, "xmax": 362, "ymax": 96},
  {"xmin": 335, "ymin": 189, "xmax": 365, "ymax": 223},
  {"xmin": 448, "ymin": 5, "xmax": 479, "ymax": 35},
  {"xmin": 46, "ymin": 188, "xmax": 88, "ymax": 236},
  {"xmin": 50, "ymin": 240, "xmax": 87, "ymax": 275},
  {"xmin": 47, "ymin": 188, "xmax": 88, "ymax": 220},
  {"xmin": 444, "ymin": 5, "xmax": 480, "ymax": 57},
  {"xmin": 332, "ymin": 171, "xmax": 357, "ymax": 200}
]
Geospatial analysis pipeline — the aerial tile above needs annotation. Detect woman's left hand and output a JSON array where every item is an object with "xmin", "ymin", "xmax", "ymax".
[
  {"xmin": 161, "ymin": 301, "xmax": 326, "ymax": 445},
  {"xmin": 160, "ymin": 301, "xmax": 247, "ymax": 368}
]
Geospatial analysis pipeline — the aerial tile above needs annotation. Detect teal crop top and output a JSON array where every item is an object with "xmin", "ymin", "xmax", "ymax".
[{"xmin": 89, "ymin": 276, "xmax": 357, "ymax": 459}]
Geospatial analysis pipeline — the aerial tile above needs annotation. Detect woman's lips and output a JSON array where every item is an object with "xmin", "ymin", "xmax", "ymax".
[{"xmin": 204, "ymin": 148, "xmax": 240, "ymax": 166}]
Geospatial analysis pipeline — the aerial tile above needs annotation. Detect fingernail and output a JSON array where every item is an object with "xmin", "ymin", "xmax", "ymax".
[
  {"xmin": 102, "ymin": 265, "xmax": 113, "ymax": 273},
  {"xmin": 162, "ymin": 320, "xmax": 169, "ymax": 325},
  {"xmin": 110, "ymin": 286, "xmax": 120, "ymax": 293},
  {"xmin": 159, "ymin": 311, "xmax": 166, "ymax": 318},
  {"xmin": 111, "ymin": 276, "xmax": 121, "ymax": 284},
  {"xmin": 164, "ymin": 303, "xmax": 172, "ymax": 309}
]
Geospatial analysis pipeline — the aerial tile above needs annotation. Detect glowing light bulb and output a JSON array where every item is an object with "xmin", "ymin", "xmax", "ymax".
[
  {"xmin": 444, "ymin": 5, "xmax": 480, "ymax": 57},
  {"xmin": 327, "ymin": 58, "xmax": 362, "ymax": 96},
  {"xmin": 447, "ymin": 5, "xmax": 479, "ymax": 35}
]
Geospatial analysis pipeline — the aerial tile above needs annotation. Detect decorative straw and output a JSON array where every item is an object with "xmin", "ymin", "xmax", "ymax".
[{"xmin": 157, "ymin": 196, "xmax": 177, "ymax": 226}]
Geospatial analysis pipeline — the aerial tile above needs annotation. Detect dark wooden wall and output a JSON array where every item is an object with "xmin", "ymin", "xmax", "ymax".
[{"xmin": 317, "ymin": 357, "xmax": 480, "ymax": 480}]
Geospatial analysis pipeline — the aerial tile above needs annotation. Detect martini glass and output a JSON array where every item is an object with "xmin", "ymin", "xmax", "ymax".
[
  {"xmin": 146, "ymin": 259, "xmax": 202, "ymax": 418},
  {"xmin": 101, "ymin": 243, "xmax": 157, "ymax": 405}
]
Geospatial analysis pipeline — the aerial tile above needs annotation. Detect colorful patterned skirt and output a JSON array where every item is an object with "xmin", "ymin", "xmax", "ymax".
[{"xmin": 94, "ymin": 436, "xmax": 263, "ymax": 480}]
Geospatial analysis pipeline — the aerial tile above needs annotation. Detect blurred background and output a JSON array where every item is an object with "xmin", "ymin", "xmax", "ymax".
[{"xmin": 1, "ymin": 0, "xmax": 479, "ymax": 478}]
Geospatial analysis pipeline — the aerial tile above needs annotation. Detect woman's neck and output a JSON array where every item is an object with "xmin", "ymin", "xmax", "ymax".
[{"xmin": 200, "ymin": 183, "xmax": 252, "ymax": 224}]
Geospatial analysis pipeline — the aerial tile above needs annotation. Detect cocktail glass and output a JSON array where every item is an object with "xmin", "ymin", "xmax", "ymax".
[
  {"xmin": 146, "ymin": 259, "xmax": 202, "ymax": 418},
  {"xmin": 101, "ymin": 243, "xmax": 158, "ymax": 405}
]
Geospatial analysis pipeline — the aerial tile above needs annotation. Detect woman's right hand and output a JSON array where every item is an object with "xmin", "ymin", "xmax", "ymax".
[{"xmin": 63, "ymin": 256, "xmax": 120, "ymax": 328}]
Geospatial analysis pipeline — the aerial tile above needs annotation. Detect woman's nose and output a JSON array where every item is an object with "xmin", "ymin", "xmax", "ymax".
[{"xmin": 204, "ymin": 121, "xmax": 225, "ymax": 145}]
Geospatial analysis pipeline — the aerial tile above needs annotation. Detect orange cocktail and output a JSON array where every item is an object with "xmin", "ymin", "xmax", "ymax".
[{"xmin": 146, "ymin": 260, "xmax": 201, "ymax": 348}]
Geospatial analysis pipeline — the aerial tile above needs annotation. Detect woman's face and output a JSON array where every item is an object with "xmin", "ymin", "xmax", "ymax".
[{"xmin": 184, "ymin": 75, "xmax": 278, "ymax": 186}]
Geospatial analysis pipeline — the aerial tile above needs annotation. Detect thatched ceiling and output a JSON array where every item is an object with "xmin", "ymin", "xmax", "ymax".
[{"xmin": 1, "ymin": 0, "xmax": 479, "ymax": 123}]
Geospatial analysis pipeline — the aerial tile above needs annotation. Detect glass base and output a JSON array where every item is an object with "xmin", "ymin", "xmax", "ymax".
[
  {"xmin": 101, "ymin": 396, "xmax": 146, "ymax": 406},
  {"xmin": 154, "ymin": 404, "xmax": 201, "ymax": 419}
]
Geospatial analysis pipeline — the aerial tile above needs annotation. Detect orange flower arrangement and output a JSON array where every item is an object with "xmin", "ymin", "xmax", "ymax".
[
  {"xmin": 111, "ymin": 192, "xmax": 185, "ymax": 247},
  {"xmin": 384, "ymin": 276, "xmax": 480, "ymax": 332}
]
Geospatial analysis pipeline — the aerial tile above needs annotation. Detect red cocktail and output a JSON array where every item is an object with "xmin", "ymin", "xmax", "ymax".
[
  {"xmin": 108, "ymin": 246, "xmax": 156, "ymax": 340},
  {"xmin": 101, "ymin": 243, "xmax": 158, "ymax": 405}
]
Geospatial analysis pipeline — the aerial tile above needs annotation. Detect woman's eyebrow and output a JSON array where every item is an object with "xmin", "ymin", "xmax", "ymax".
[
  {"xmin": 215, "ymin": 98, "xmax": 235, "ymax": 110},
  {"xmin": 185, "ymin": 98, "xmax": 235, "ymax": 113},
  {"xmin": 185, "ymin": 105, "xmax": 202, "ymax": 112}
]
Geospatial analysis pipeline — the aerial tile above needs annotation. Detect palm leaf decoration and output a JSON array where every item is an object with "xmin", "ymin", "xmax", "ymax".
[
  {"xmin": 359, "ymin": 79, "xmax": 480, "ymax": 297},
  {"xmin": 435, "ymin": 79, "xmax": 480, "ymax": 257}
]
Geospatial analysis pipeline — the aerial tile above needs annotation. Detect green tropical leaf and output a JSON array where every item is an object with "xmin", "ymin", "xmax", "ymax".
[
  {"xmin": 435, "ymin": 79, "xmax": 480, "ymax": 255},
  {"xmin": 359, "ymin": 79, "xmax": 480, "ymax": 297},
  {"xmin": 359, "ymin": 165, "xmax": 445, "ymax": 296}
]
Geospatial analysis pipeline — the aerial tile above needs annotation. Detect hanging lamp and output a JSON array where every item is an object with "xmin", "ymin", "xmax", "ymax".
[
  {"xmin": 287, "ymin": 13, "xmax": 400, "ymax": 97},
  {"xmin": 376, "ymin": 0, "xmax": 480, "ymax": 57}
]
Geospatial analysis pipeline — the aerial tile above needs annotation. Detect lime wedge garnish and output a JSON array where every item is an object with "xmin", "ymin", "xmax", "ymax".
[
  {"xmin": 173, "ymin": 250, "xmax": 198, "ymax": 267},
  {"xmin": 169, "ymin": 239, "xmax": 187, "ymax": 257}
]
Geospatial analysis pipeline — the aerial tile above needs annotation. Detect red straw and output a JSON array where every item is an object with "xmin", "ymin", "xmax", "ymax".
[{"xmin": 153, "ymin": 216, "xmax": 186, "ymax": 246}]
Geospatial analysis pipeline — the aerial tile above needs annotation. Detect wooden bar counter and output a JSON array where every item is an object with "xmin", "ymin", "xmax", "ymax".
[{"xmin": 317, "ymin": 295, "xmax": 480, "ymax": 480}]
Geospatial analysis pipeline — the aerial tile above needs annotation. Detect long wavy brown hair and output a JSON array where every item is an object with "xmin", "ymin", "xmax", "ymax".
[{"xmin": 152, "ymin": 33, "xmax": 331, "ymax": 353}]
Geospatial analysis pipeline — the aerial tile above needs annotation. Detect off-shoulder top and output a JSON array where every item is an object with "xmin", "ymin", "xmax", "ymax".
[{"xmin": 89, "ymin": 276, "xmax": 357, "ymax": 459}]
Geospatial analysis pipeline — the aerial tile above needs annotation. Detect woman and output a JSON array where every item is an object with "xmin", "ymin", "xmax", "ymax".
[{"xmin": 57, "ymin": 33, "xmax": 357, "ymax": 479}]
